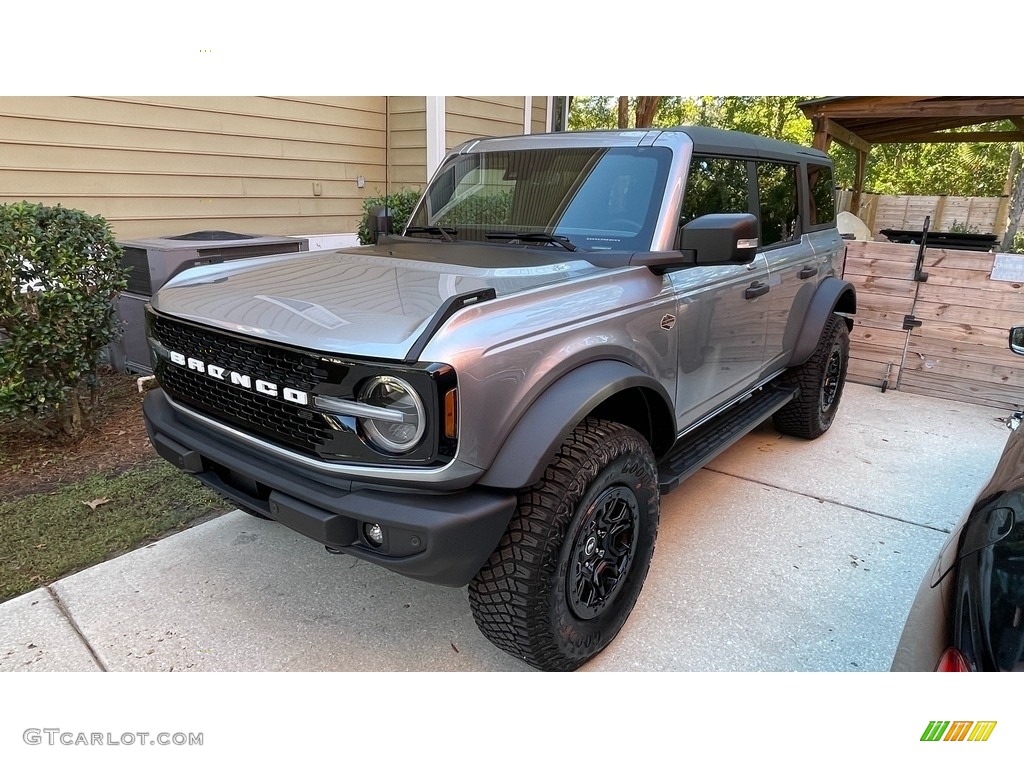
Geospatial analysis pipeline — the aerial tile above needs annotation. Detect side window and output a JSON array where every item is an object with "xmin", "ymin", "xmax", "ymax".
[
  {"xmin": 680, "ymin": 156, "xmax": 750, "ymax": 226},
  {"xmin": 806, "ymin": 162, "xmax": 836, "ymax": 227},
  {"xmin": 756, "ymin": 162, "xmax": 799, "ymax": 247}
]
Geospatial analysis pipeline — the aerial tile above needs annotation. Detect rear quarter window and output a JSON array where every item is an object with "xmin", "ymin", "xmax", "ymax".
[{"xmin": 806, "ymin": 162, "xmax": 836, "ymax": 228}]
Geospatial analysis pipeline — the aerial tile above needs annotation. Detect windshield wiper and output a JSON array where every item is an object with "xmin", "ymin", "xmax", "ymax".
[
  {"xmin": 484, "ymin": 231, "xmax": 578, "ymax": 252},
  {"xmin": 405, "ymin": 226, "xmax": 456, "ymax": 242}
]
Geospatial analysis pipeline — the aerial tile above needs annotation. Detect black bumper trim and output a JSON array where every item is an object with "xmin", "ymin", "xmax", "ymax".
[{"xmin": 144, "ymin": 389, "xmax": 517, "ymax": 587}]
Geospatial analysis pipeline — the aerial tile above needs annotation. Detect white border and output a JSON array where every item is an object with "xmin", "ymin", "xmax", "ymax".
[{"xmin": 1, "ymin": 673, "xmax": 1019, "ymax": 766}]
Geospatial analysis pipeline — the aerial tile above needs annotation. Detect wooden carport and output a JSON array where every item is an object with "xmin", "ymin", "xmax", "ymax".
[
  {"xmin": 798, "ymin": 96, "xmax": 1024, "ymax": 214},
  {"xmin": 797, "ymin": 97, "xmax": 1024, "ymax": 409}
]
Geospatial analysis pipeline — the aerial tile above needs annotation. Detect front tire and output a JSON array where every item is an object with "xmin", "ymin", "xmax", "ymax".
[
  {"xmin": 773, "ymin": 314, "xmax": 850, "ymax": 439},
  {"xmin": 469, "ymin": 419, "xmax": 659, "ymax": 671}
]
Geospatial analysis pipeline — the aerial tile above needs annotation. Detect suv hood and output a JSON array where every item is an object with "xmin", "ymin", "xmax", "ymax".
[{"xmin": 151, "ymin": 241, "xmax": 600, "ymax": 360}]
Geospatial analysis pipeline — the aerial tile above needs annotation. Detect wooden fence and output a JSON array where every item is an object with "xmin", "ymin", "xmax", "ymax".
[
  {"xmin": 844, "ymin": 240, "xmax": 1024, "ymax": 411},
  {"xmin": 837, "ymin": 192, "xmax": 1013, "ymax": 238}
]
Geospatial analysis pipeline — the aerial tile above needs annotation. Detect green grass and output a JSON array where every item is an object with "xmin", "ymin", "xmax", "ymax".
[{"xmin": 0, "ymin": 459, "xmax": 233, "ymax": 602}]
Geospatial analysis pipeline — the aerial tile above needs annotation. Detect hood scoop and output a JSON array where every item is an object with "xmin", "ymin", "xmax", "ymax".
[{"xmin": 402, "ymin": 288, "xmax": 495, "ymax": 364}]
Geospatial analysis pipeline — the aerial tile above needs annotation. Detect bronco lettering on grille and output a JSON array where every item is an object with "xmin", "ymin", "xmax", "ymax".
[{"xmin": 168, "ymin": 350, "xmax": 310, "ymax": 405}]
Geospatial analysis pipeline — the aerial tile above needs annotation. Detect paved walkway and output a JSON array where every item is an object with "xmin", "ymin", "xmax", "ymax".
[{"xmin": 0, "ymin": 384, "xmax": 1013, "ymax": 672}]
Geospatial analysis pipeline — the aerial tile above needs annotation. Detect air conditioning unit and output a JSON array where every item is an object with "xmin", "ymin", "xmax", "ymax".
[{"xmin": 109, "ymin": 231, "xmax": 309, "ymax": 374}]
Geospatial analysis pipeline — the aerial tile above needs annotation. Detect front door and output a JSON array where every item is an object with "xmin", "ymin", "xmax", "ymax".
[
  {"xmin": 670, "ymin": 256, "xmax": 770, "ymax": 429},
  {"xmin": 671, "ymin": 154, "xmax": 769, "ymax": 430}
]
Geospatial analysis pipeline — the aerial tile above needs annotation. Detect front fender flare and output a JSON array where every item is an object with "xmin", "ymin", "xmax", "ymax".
[{"xmin": 477, "ymin": 361, "xmax": 674, "ymax": 490}]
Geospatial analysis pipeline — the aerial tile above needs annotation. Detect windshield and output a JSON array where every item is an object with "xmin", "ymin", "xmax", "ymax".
[{"xmin": 406, "ymin": 146, "xmax": 671, "ymax": 251}]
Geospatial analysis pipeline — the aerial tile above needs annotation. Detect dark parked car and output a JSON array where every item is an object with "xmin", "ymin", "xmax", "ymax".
[{"xmin": 892, "ymin": 327, "xmax": 1024, "ymax": 671}]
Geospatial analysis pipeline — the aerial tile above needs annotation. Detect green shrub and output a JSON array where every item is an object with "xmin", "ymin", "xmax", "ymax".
[
  {"xmin": 357, "ymin": 189, "xmax": 422, "ymax": 245},
  {"xmin": 436, "ymin": 190, "xmax": 514, "ymax": 228},
  {"xmin": 1010, "ymin": 231, "xmax": 1024, "ymax": 255},
  {"xmin": 947, "ymin": 219, "xmax": 981, "ymax": 235},
  {"xmin": 0, "ymin": 202, "xmax": 127, "ymax": 437}
]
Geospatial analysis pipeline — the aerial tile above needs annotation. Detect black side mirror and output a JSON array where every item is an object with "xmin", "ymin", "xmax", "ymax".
[
  {"xmin": 680, "ymin": 213, "xmax": 759, "ymax": 266},
  {"xmin": 1010, "ymin": 326, "xmax": 1024, "ymax": 356},
  {"xmin": 368, "ymin": 206, "xmax": 393, "ymax": 244}
]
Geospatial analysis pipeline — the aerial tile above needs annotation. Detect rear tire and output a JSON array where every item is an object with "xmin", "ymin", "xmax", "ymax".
[
  {"xmin": 773, "ymin": 314, "xmax": 850, "ymax": 439},
  {"xmin": 469, "ymin": 419, "xmax": 659, "ymax": 671}
]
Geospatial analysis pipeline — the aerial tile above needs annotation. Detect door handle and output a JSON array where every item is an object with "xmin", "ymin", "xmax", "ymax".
[
  {"xmin": 744, "ymin": 281, "xmax": 770, "ymax": 300},
  {"xmin": 798, "ymin": 265, "xmax": 819, "ymax": 279}
]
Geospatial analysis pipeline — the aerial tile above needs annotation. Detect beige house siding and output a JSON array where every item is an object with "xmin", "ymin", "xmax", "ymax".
[
  {"xmin": 445, "ymin": 96, "xmax": 529, "ymax": 149},
  {"xmin": 531, "ymin": 97, "xmax": 549, "ymax": 134},
  {"xmin": 386, "ymin": 96, "xmax": 427, "ymax": 193},
  {"xmin": 0, "ymin": 95, "xmax": 552, "ymax": 240},
  {"xmin": 386, "ymin": 96, "xmax": 550, "ymax": 191},
  {"xmin": 0, "ymin": 96, "xmax": 386, "ymax": 239}
]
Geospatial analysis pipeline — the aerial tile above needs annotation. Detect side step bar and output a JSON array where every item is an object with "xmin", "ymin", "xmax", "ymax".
[{"xmin": 657, "ymin": 383, "xmax": 799, "ymax": 494}]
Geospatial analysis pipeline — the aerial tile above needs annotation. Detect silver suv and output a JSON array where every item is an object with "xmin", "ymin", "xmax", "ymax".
[{"xmin": 143, "ymin": 126, "xmax": 856, "ymax": 670}]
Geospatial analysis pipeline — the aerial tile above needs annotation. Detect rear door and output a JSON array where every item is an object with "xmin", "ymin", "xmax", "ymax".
[{"xmin": 757, "ymin": 159, "xmax": 814, "ymax": 372}]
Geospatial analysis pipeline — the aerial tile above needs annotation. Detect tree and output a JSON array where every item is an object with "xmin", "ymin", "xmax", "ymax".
[
  {"xmin": 651, "ymin": 97, "xmax": 702, "ymax": 126},
  {"xmin": 568, "ymin": 96, "xmax": 617, "ymax": 131},
  {"xmin": 635, "ymin": 97, "xmax": 662, "ymax": 128},
  {"xmin": 567, "ymin": 97, "xmax": 1015, "ymax": 199},
  {"xmin": 571, "ymin": 97, "xmax": 665, "ymax": 130},
  {"xmin": 1001, "ymin": 146, "xmax": 1023, "ymax": 252},
  {"xmin": 712, "ymin": 96, "xmax": 811, "ymax": 143},
  {"xmin": 842, "ymin": 132, "xmax": 1013, "ymax": 197}
]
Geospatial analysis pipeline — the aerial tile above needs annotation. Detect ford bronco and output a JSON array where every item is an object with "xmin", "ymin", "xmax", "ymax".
[{"xmin": 143, "ymin": 126, "xmax": 856, "ymax": 670}]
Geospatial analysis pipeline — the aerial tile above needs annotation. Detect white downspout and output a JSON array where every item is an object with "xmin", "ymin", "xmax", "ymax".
[{"xmin": 425, "ymin": 96, "xmax": 446, "ymax": 180}]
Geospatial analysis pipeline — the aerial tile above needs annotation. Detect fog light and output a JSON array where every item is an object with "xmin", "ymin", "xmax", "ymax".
[{"xmin": 364, "ymin": 522, "xmax": 384, "ymax": 546}]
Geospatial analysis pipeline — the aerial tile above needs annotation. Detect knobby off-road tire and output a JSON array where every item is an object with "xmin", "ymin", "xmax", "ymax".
[
  {"xmin": 773, "ymin": 313, "xmax": 850, "ymax": 439},
  {"xmin": 469, "ymin": 419, "xmax": 660, "ymax": 671}
]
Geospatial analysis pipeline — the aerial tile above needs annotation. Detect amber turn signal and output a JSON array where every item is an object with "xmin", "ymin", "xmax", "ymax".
[{"xmin": 444, "ymin": 388, "xmax": 458, "ymax": 439}]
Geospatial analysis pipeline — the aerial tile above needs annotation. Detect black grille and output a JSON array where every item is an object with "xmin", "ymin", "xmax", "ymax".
[
  {"xmin": 148, "ymin": 312, "xmax": 450, "ymax": 466},
  {"xmin": 150, "ymin": 315, "xmax": 336, "ymax": 457}
]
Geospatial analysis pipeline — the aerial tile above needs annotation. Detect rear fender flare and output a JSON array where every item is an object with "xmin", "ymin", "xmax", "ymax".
[{"xmin": 789, "ymin": 278, "xmax": 856, "ymax": 367}]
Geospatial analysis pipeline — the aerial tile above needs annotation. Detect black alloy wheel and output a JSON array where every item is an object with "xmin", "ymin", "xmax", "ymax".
[{"xmin": 567, "ymin": 486, "xmax": 640, "ymax": 620}]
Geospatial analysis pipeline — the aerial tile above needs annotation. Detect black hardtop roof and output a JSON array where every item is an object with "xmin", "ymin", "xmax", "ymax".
[
  {"xmin": 664, "ymin": 125, "xmax": 831, "ymax": 163},
  {"xmin": 457, "ymin": 126, "xmax": 831, "ymax": 165}
]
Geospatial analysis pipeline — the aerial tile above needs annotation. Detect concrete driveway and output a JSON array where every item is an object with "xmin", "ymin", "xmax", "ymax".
[{"xmin": 0, "ymin": 383, "xmax": 1013, "ymax": 672}]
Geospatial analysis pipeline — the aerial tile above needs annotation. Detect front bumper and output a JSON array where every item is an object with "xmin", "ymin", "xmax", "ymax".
[{"xmin": 143, "ymin": 389, "xmax": 517, "ymax": 587}]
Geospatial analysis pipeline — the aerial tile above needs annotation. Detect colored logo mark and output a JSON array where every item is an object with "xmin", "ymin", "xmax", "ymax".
[{"xmin": 921, "ymin": 721, "xmax": 997, "ymax": 742}]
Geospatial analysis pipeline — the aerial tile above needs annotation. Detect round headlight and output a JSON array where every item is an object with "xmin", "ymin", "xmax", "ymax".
[{"xmin": 357, "ymin": 375, "xmax": 426, "ymax": 454}]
